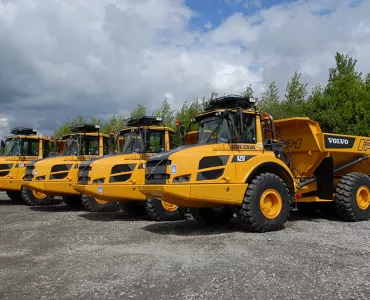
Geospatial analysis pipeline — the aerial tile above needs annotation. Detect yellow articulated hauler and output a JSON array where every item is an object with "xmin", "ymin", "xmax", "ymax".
[
  {"xmin": 73, "ymin": 116, "xmax": 186, "ymax": 220},
  {"xmin": 22, "ymin": 124, "xmax": 116, "ymax": 211},
  {"xmin": 139, "ymin": 95, "xmax": 370, "ymax": 232},
  {"xmin": 0, "ymin": 127, "xmax": 54, "ymax": 205}
]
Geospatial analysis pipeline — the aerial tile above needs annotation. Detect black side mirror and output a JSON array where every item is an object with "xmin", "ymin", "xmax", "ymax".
[
  {"xmin": 1, "ymin": 140, "xmax": 5, "ymax": 149},
  {"xmin": 179, "ymin": 124, "xmax": 185, "ymax": 136}
]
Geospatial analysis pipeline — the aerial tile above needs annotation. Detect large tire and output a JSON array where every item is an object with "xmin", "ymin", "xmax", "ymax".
[
  {"xmin": 6, "ymin": 191, "xmax": 23, "ymax": 203},
  {"xmin": 189, "ymin": 206, "xmax": 234, "ymax": 225},
  {"xmin": 145, "ymin": 198, "xmax": 186, "ymax": 221},
  {"xmin": 80, "ymin": 194, "xmax": 118, "ymax": 212},
  {"xmin": 118, "ymin": 201, "xmax": 147, "ymax": 216},
  {"xmin": 62, "ymin": 195, "xmax": 84, "ymax": 209},
  {"xmin": 335, "ymin": 172, "xmax": 370, "ymax": 221},
  {"xmin": 21, "ymin": 187, "xmax": 53, "ymax": 206},
  {"xmin": 238, "ymin": 173, "xmax": 291, "ymax": 232}
]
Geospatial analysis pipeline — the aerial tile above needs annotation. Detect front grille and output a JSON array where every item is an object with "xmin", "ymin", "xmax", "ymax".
[
  {"xmin": 145, "ymin": 159, "xmax": 171, "ymax": 184},
  {"xmin": 78, "ymin": 176, "xmax": 90, "ymax": 184}
]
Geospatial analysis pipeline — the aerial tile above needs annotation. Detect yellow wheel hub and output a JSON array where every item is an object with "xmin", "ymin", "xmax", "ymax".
[
  {"xmin": 161, "ymin": 200, "xmax": 178, "ymax": 212},
  {"xmin": 260, "ymin": 189, "xmax": 283, "ymax": 219},
  {"xmin": 95, "ymin": 198, "xmax": 109, "ymax": 205},
  {"xmin": 32, "ymin": 190, "xmax": 47, "ymax": 199},
  {"xmin": 356, "ymin": 186, "xmax": 370, "ymax": 210}
]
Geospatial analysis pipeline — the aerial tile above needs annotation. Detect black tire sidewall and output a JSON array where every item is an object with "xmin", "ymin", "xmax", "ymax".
[
  {"xmin": 347, "ymin": 176, "xmax": 370, "ymax": 218},
  {"xmin": 81, "ymin": 194, "xmax": 117, "ymax": 212},
  {"xmin": 23, "ymin": 187, "xmax": 52, "ymax": 206},
  {"xmin": 247, "ymin": 176, "xmax": 290, "ymax": 228},
  {"xmin": 146, "ymin": 198, "xmax": 184, "ymax": 221}
]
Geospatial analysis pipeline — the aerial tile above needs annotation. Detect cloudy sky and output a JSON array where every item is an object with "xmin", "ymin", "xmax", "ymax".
[{"xmin": 1, "ymin": 0, "xmax": 369, "ymax": 137}]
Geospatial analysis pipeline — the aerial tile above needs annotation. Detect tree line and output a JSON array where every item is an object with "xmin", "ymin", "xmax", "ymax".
[{"xmin": 53, "ymin": 53, "xmax": 370, "ymax": 138}]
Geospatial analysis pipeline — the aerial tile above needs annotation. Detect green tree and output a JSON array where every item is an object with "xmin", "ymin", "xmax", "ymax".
[
  {"xmin": 153, "ymin": 98, "xmax": 175, "ymax": 128},
  {"xmin": 100, "ymin": 114, "xmax": 126, "ymax": 134},
  {"xmin": 281, "ymin": 71, "xmax": 308, "ymax": 117},
  {"xmin": 242, "ymin": 84, "xmax": 254, "ymax": 98},
  {"xmin": 257, "ymin": 81, "xmax": 284, "ymax": 119},
  {"xmin": 130, "ymin": 104, "xmax": 147, "ymax": 119},
  {"xmin": 307, "ymin": 52, "xmax": 370, "ymax": 135}
]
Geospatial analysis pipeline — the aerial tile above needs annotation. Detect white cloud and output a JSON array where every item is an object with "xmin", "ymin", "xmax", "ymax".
[{"xmin": 0, "ymin": 0, "xmax": 369, "ymax": 136}]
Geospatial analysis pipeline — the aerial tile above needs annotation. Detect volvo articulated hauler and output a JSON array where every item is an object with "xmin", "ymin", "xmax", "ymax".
[
  {"xmin": 0, "ymin": 127, "xmax": 55, "ymax": 205},
  {"xmin": 139, "ymin": 95, "xmax": 370, "ymax": 232},
  {"xmin": 73, "ymin": 116, "xmax": 187, "ymax": 220},
  {"xmin": 22, "ymin": 124, "xmax": 116, "ymax": 211}
]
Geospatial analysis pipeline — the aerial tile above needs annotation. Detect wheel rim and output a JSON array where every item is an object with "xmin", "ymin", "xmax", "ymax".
[
  {"xmin": 32, "ymin": 190, "xmax": 47, "ymax": 199},
  {"xmin": 260, "ymin": 189, "xmax": 283, "ymax": 219},
  {"xmin": 356, "ymin": 186, "xmax": 370, "ymax": 210},
  {"xmin": 161, "ymin": 200, "xmax": 178, "ymax": 212},
  {"xmin": 95, "ymin": 198, "xmax": 109, "ymax": 205}
]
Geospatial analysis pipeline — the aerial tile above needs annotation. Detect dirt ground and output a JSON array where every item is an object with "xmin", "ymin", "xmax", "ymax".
[{"xmin": 0, "ymin": 192, "xmax": 369, "ymax": 300}]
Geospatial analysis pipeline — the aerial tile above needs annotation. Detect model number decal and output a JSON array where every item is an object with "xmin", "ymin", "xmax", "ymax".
[
  {"xmin": 230, "ymin": 144, "xmax": 255, "ymax": 150},
  {"xmin": 285, "ymin": 139, "xmax": 302, "ymax": 148}
]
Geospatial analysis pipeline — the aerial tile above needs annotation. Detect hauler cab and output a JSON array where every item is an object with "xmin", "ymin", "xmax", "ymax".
[
  {"xmin": 72, "ymin": 116, "xmax": 187, "ymax": 219},
  {"xmin": 0, "ymin": 127, "xmax": 54, "ymax": 205},
  {"xmin": 22, "ymin": 124, "xmax": 114, "ymax": 210}
]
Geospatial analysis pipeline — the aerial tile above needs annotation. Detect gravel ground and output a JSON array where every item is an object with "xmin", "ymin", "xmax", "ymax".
[{"xmin": 0, "ymin": 192, "xmax": 369, "ymax": 300}]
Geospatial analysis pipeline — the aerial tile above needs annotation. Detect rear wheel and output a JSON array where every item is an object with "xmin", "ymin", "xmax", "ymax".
[
  {"xmin": 189, "ymin": 206, "xmax": 234, "ymax": 225},
  {"xmin": 145, "ymin": 198, "xmax": 186, "ymax": 221},
  {"xmin": 62, "ymin": 195, "xmax": 84, "ymax": 209},
  {"xmin": 335, "ymin": 172, "xmax": 370, "ymax": 221},
  {"xmin": 80, "ymin": 194, "xmax": 119, "ymax": 212},
  {"xmin": 6, "ymin": 191, "xmax": 23, "ymax": 204},
  {"xmin": 118, "ymin": 201, "xmax": 147, "ymax": 216},
  {"xmin": 238, "ymin": 173, "xmax": 291, "ymax": 232},
  {"xmin": 21, "ymin": 187, "xmax": 53, "ymax": 206}
]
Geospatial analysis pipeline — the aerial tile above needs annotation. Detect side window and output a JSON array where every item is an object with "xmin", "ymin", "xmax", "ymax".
[
  {"xmin": 103, "ymin": 138, "xmax": 110, "ymax": 155},
  {"xmin": 147, "ymin": 131, "xmax": 165, "ymax": 153},
  {"xmin": 43, "ymin": 140, "xmax": 50, "ymax": 158},
  {"xmin": 23, "ymin": 139, "xmax": 39, "ymax": 156},
  {"xmin": 85, "ymin": 138, "xmax": 99, "ymax": 155},
  {"xmin": 242, "ymin": 114, "xmax": 256, "ymax": 144},
  {"xmin": 169, "ymin": 132, "xmax": 177, "ymax": 149}
]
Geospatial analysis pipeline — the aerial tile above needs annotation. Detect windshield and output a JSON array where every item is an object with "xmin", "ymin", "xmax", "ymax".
[
  {"xmin": 3, "ymin": 139, "xmax": 20, "ymax": 156},
  {"xmin": 64, "ymin": 135, "xmax": 102, "ymax": 155},
  {"xmin": 192, "ymin": 112, "xmax": 256, "ymax": 145},
  {"xmin": 121, "ymin": 129, "xmax": 165, "ymax": 154},
  {"xmin": 1, "ymin": 138, "xmax": 41, "ymax": 156}
]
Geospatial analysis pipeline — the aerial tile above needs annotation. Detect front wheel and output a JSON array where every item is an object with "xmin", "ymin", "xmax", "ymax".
[
  {"xmin": 145, "ymin": 198, "xmax": 186, "ymax": 221},
  {"xmin": 80, "ymin": 194, "xmax": 118, "ymax": 212},
  {"xmin": 238, "ymin": 173, "xmax": 291, "ymax": 232},
  {"xmin": 21, "ymin": 187, "xmax": 53, "ymax": 206}
]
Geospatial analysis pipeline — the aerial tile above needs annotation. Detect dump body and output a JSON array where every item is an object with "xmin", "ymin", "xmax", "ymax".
[
  {"xmin": 22, "ymin": 133, "xmax": 110, "ymax": 196},
  {"xmin": 0, "ymin": 135, "xmax": 51, "ymax": 192},
  {"xmin": 275, "ymin": 118, "xmax": 370, "ymax": 201}
]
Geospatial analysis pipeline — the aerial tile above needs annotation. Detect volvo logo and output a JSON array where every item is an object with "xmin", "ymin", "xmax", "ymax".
[{"xmin": 327, "ymin": 138, "xmax": 349, "ymax": 145}]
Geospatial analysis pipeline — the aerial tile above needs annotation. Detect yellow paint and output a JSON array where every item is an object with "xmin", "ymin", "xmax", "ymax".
[
  {"xmin": 356, "ymin": 186, "xmax": 370, "ymax": 210},
  {"xmin": 161, "ymin": 201, "xmax": 178, "ymax": 212},
  {"xmin": 260, "ymin": 189, "xmax": 282, "ymax": 219}
]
